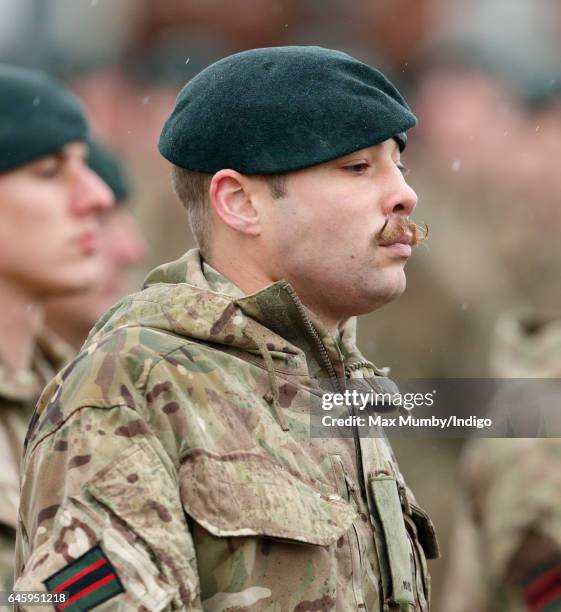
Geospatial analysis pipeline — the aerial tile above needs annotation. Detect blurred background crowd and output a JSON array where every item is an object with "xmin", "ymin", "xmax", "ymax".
[{"xmin": 2, "ymin": 0, "xmax": 561, "ymax": 608}]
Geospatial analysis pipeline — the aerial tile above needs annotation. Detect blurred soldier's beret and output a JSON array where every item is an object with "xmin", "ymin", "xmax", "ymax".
[
  {"xmin": 159, "ymin": 46, "xmax": 416, "ymax": 174},
  {"xmin": 0, "ymin": 64, "xmax": 88, "ymax": 174},
  {"xmin": 87, "ymin": 138, "xmax": 130, "ymax": 203}
]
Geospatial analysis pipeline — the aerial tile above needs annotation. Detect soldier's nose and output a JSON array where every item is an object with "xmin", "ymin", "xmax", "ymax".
[{"xmin": 71, "ymin": 164, "xmax": 115, "ymax": 215}]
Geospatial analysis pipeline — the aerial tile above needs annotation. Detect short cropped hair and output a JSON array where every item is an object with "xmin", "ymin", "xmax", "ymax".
[{"xmin": 171, "ymin": 166, "xmax": 287, "ymax": 257}]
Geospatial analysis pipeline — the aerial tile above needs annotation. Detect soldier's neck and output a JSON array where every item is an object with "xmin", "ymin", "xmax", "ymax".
[
  {"xmin": 206, "ymin": 252, "xmax": 342, "ymax": 336},
  {"xmin": 0, "ymin": 278, "xmax": 44, "ymax": 371}
]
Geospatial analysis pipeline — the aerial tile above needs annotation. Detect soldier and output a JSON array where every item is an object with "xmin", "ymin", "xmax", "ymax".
[
  {"xmin": 15, "ymin": 47, "xmax": 439, "ymax": 611},
  {"xmin": 46, "ymin": 139, "xmax": 146, "ymax": 350},
  {"xmin": 441, "ymin": 311, "xmax": 561, "ymax": 612},
  {"xmin": 0, "ymin": 66, "xmax": 113, "ymax": 591}
]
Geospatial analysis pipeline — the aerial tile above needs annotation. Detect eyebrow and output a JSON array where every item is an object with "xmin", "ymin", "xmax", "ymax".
[
  {"xmin": 336, "ymin": 149, "xmax": 371, "ymax": 163},
  {"xmin": 30, "ymin": 152, "xmax": 62, "ymax": 166},
  {"xmin": 335, "ymin": 140, "xmax": 401, "ymax": 164}
]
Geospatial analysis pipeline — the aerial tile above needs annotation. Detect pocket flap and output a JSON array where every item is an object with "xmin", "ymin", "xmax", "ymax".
[
  {"xmin": 85, "ymin": 439, "xmax": 200, "ymax": 607},
  {"xmin": 179, "ymin": 450, "xmax": 357, "ymax": 546}
]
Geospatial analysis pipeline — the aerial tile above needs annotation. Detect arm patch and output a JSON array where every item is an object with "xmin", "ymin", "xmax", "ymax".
[
  {"xmin": 44, "ymin": 544, "xmax": 124, "ymax": 611},
  {"xmin": 522, "ymin": 561, "xmax": 561, "ymax": 612}
]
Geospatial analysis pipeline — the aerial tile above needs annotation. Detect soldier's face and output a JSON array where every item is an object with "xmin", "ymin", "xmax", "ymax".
[
  {"xmin": 262, "ymin": 139, "xmax": 418, "ymax": 322},
  {"xmin": 0, "ymin": 142, "xmax": 114, "ymax": 300},
  {"xmin": 46, "ymin": 206, "xmax": 146, "ymax": 338}
]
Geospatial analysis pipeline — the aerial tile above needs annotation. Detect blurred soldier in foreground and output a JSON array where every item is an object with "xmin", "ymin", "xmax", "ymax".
[
  {"xmin": 46, "ymin": 139, "xmax": 146, "ymax": 350},
  {"xmin": 0, "ymin": 66, "xmax": 113, "ymax": 590},
  {"xmin": 441, "ymin": 312, "xmax": 561, "ymax": 612},
  {"xmin": 16, "ymin": 47, "xmax": 438, "ymax": 611}
]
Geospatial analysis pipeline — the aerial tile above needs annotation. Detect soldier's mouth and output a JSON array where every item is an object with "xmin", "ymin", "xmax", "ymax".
[
  {"xmin": 380, "ymin": 239, "xmax": 412, "ymax": 258},
  {"xmin": 76, "ymin": 229, "xmax": 99, "ymax": 255}
]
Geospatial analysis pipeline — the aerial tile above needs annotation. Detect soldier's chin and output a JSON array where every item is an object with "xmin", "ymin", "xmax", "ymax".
[
  {"xmin": 34, "ymin": 275, "xmax": 98, "ymax": 301},
  {"xmin": 374, "ymin": 272, "xmax": 407, "ymax": 306}
]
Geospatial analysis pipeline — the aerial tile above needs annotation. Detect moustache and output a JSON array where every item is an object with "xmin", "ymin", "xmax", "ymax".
[{"xmin": 376, "ymin": 216, "xmax": 429, "ymax": 246}]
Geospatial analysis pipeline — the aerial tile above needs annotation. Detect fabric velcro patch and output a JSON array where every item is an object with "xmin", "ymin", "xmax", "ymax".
[
  {"xmin": 43, "ymin": 544, "xmax": 124, "ymax": 611},
  {"xmin": 522, "ymin": 560, "xmax": 561, "ymax": 611}
]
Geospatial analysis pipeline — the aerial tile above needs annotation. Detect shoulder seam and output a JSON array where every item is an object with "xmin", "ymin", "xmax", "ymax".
[{"xmin": 26, "ymin": 402, "xmax": 132, "ymax": 458}]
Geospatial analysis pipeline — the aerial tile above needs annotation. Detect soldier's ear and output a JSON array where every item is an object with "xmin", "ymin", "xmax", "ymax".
[{"xmin": 209, "ymin": 169, "xmax": 261, "ymax": 236}]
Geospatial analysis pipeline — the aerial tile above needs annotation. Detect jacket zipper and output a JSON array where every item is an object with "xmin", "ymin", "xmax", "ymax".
[{"xmin": 283, "ymin": 285, "xmax": 344, "ymax": 394}]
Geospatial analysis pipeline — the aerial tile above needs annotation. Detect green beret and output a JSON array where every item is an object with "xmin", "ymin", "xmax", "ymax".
[
  {"xmin": 0, "ymin": 64, "xmax": 88, "ymax": 174},
  {"xmin": 159, "ymin": 46, "xmax": 417, "ymax": 174},
  {"xmin": 87, "ymin": 138, "xmax": 130, "ymax": 203}
]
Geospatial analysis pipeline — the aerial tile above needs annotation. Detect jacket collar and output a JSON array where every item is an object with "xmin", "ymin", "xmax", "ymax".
[{"xmin": 198, "ymin": 250, "xmax": 367, "ymax": 382}]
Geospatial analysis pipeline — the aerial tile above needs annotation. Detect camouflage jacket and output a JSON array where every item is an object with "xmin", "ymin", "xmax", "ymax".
[
  {"xmin": 15, "ymin": 249, "xmax": 438, "ymax": 611},
  {"xmin": 0, "ymin": 330, "xmax": 72, "ymax": 592},
  {"xmin": 441, "ymin": 312, "xmax": 561, "ymax": 612}
]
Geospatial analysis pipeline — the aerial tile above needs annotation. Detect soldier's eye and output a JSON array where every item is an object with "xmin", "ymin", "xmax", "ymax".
[
  {"xmin": 32, "ymin": 156, "xmax": 62, "ymax": 179},
  {"xmin": 344, "ymin": 162, "xmax": 370, "ymax": 174}
]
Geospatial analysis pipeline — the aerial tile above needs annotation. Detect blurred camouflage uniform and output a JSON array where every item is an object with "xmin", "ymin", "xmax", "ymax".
[
  {"xmin": 441, "ymin": 312, "xmax": 561, "ymax": 612},
  {"xmin": 0, "ymin": 331, "xmax": 71, "ymax": 591},
  {"xmin": 15, "ymin": 249, "xmax": 439, "ymax": 611}
]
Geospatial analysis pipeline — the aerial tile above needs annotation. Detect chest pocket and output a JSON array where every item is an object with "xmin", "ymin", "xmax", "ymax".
[
  {"xmin": 179, "ymin": 449, "xmax": 358, "ymax": 610},
  {"xmin": 179, "ymin": 448, "xmax": 356, "ymax": 544}
]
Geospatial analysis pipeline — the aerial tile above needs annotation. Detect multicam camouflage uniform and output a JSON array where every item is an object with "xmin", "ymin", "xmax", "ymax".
[
  {"xmin": 441, "ymin": 312, "xmax": 561, "ymax": 612},
  {"xmin": 0, "ymin": 331, "xmax": 72, "ymax": 591},
  {"xmin": 15, "ymin": 249, "xmax": 439, "ymax": 611}
]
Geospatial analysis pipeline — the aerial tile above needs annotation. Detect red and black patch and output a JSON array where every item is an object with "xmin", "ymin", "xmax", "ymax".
[
  {"xmin": 522, "ymin": 560, "xmax": 561, "ymax": 611},
  {"xmin": 43, "ymin": 545, "xmax": 124, "ymax": 611}
]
